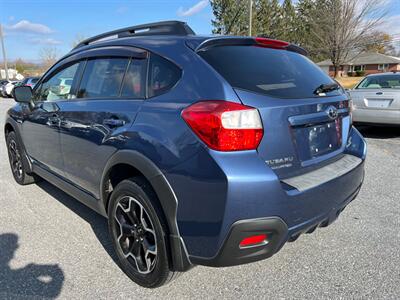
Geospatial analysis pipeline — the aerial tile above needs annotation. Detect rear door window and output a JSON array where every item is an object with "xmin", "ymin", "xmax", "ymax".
[
  {"xmin": 121, "ymin": 59, "xmax": 147, "ymax": 98},
  {"xmin": 198, "ymin": 46, "xmax": 341, "ymax": 99},
  {"xmin": 148, "ymin": 54, "xmax": 181, "ymax": 98},
  {"xmin": 77, "ymin": 58, "xmax": 129, "ymax": 99}
]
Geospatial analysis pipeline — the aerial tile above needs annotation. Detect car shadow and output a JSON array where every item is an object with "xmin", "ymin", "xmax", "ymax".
[
  {"xmin": 0, "ymin": 233, "xmax": 64, "ymax": 299},
  {"xmin": 355, "ymin": 125, "xmax": 400, "ymax": 139},
  {"xmin": 35, "ymin": 181, "xmax": 118, "ymax": 263}
]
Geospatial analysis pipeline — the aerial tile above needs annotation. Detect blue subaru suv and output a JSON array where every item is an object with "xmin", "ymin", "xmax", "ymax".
[{"xmin": 6, "ymin": 21, "xmax": 366, "ymax": 288}]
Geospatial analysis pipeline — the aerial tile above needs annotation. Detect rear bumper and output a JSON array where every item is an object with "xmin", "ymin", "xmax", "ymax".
[
  {"xmin": 191, "ymin": 179, "xmax": 362, "ymax": 267},
  {"xmin": 353, "ymin": 108, "xmax": 400, "ymax": 125},
  {"xmin": 169, "ymin": 127, "xmax": 367, "ymax": 264},
  {"xmin": 191, "ymin": 217, "xmax": 288, "ymax": 267}
]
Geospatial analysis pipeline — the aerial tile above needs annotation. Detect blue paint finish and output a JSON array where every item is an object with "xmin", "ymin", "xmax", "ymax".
[
  {"xmin": 57, "ymin": 99, "xmax": 143, "ymax": 198},
  {"xmin": 5, "ymin": 34, "xmax": 367, "ymax": 263}
]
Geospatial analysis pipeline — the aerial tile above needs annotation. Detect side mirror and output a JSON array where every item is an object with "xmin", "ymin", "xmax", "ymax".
[{"xmin": 13, "ymin": 86, "xmax": 33, "ymax": 104}]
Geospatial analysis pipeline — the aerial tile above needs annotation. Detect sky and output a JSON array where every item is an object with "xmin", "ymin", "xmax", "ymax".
[
  {"xmin": 1, "ymin": 0, "xmax": 400, "ymax": 62},
  {"xmin": 0, "ymin": 0, "xmax": 213, "ymax": 61}
]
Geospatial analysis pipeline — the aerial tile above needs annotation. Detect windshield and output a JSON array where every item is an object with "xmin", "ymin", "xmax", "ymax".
[
  {"xmin": 199, "ymin": 46, "xmax": 341, "ymax": 99},
  {"xmin": 356, "ymin": 74, "xmax": 400, "ymax": 89}
]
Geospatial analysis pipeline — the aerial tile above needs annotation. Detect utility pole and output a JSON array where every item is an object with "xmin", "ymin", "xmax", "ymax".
[
  {"xmin": 248, "ymin": 0, "xmax": 253, "ymax": 36},
  {"xmin": 0, "ymin": 23, "xmax": 9, "ymax": 81}
]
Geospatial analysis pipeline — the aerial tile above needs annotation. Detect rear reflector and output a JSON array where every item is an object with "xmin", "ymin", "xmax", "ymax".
[
  {"xmin": 239, "ymin": 234, "xmax": 268, "ymax": 248},
  {"xmin": 254, "ymin": 37, "xmax": 289, "ymax": 49},
  {"xmin": 181, "ymin": 100, "xmax": 263, "ymax": 151}
]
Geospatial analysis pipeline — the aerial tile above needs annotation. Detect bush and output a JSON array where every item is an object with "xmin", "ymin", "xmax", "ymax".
[
  {"xmin": 347, "ymin": 71, "xmax": 354, "ymax": 77},
  {"xmin": 356, "ymin": 70, "xmax": 365, "ymax": 77}
]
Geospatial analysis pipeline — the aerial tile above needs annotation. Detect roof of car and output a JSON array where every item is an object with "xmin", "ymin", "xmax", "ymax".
[{"xmin": 366, "ymin": 71, "xmax": 400, "ymax": 77}]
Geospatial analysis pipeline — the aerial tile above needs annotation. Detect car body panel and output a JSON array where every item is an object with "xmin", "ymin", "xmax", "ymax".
[
  {"xmin": 58, "ymin": 99, "xmax": 143, "ymax": 198},
  {"xmin": 20, "ymin": 102, "xmax": 65, "ymax": 176}
]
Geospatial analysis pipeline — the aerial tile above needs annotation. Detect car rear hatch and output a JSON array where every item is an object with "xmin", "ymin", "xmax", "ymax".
[{"xmin": 197, "ymin": 38, "xmax": 352, "ymax": 179}]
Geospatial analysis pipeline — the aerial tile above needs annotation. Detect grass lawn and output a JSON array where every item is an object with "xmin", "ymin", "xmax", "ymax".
[{"xmin": 336, "ymin": 76, "xmax": 364, "ymax": 89}]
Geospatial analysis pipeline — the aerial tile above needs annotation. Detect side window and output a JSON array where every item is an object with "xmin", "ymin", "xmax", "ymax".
[
  {"xmin": 120, "ymin": 59, "xmax": 147, "ymax": 98},
  {"xmin": 38, "ymin": 63, "xmax": 79, "ymax": 101},
  {"xmin": 77, "ymin": 58, "xmax": 128, "ymax": 99},
  {"xmin": 148, "ymin": 54, "xmax": 181, "ymax": 98}
]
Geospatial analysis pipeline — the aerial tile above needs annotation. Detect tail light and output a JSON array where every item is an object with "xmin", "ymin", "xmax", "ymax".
[
  {"xmin": 181, "ymin": 100, "xmax": 263, "ymax": 151},
  {"xmin": 255, "ymin": 37, "xmax": 289, "ymax": 49}
]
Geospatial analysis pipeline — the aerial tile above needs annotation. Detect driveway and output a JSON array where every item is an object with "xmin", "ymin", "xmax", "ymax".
[{"xmin": 0, "ymin": 97, "xmax": 399, "ymax": 299}]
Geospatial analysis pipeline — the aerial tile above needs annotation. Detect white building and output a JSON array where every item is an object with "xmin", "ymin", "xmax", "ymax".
[{"xmin": 0, "ymin": 68, "xmax": 24, "ymax": 80}]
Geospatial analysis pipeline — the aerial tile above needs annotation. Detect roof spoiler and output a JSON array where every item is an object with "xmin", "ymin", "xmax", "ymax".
[
  {"xmin": 74, "ymin": 21, "xmax": 195, "ymax": 50},
  {"xmin": 195, "ymin": 37, "xmax": 308, "ymax": 56}
]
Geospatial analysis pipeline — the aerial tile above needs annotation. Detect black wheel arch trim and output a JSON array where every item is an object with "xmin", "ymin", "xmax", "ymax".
[{"xmin": 100, "ymin": 149, "xmax": 192, "ymax": 271}]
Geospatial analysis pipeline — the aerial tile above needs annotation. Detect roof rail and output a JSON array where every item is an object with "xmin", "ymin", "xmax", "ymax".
[{"xmin": 74, "ymin": 21, "xmax": 195, "ymax": 49}]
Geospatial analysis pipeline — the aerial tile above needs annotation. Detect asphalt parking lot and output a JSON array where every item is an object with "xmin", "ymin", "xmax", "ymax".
[{"xmin": 0, "ymin": 97, "xmax": 399, "ymax": 299}]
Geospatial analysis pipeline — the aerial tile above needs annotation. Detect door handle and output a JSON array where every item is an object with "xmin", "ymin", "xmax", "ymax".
[
  {"xmin": 47, "ymin": 114, "xmax": 60, "ymax": 126},
  {"xmin": 103, "ymin": 118, "xmax": 126, "ymax": 128}
]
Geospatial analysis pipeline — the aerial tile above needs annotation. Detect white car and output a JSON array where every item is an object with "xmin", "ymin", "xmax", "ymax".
[
  {"xmin": 2, "ymin": 81, "xmax": 20, "ymax": 97},
  {"xmin": 348, "ymin": 72, "xmax": 400, "ymax": 125},
  {"xmin": 0, "ymin": 80, "xmax": 10, "ymax": 97}
]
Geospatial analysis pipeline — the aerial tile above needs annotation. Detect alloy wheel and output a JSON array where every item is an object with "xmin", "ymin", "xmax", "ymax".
[
  {"xmin": 8, "ymin": 140, "xmax": 23, "ymax": 179},
  {"xmin": 114, "ymin": 196, "xmax": 157, "ymax": 274}
]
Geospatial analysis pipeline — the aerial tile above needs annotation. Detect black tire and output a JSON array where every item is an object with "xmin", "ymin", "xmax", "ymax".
[
  {"xmin": 108, "ymin": 177, "xmax": 178, "ymax": 288},
  {"xmin": 6, "ymin": 131, "xmax": 38, "ymax": 185}
]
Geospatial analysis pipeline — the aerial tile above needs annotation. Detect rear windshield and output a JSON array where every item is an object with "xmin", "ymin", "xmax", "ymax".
[
  {"xmin": 356, "ymin": 74, "xmax": 400, "ymax": 89},
  {"xmin": 199, "ymin": 46, "xmax": 341, "ymax": 99}
]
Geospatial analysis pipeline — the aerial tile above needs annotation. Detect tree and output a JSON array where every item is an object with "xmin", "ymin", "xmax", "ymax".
[
  {"xmin": 363, "ymin": 32, "xmax": 396, "ymax": 55},
  {"xmin": 253, "ymin": 0, "xmax": 283, "ymax": 38},
  {"xmin": 306, "ymin": 0, "xmax": 387, "ymax": 77},
  {"xmin": 15, "ymin": 58, "xmax": 25, "ymax": 74},
  {"xmin": 293, "ymin": 0, "xmax": 314, "ymax": 46},
  {"xmin": 39, "ymin": 47, "xmax": 59, "ymax": 70},
  {"xmin": 210, "ymin": 0, "xmax": 249, "ymax": 35},
  {"xmin": 280, "ymin": 0, "xmax": 296, "ymax": 42},
  {"xmin": 71, "ymin": 34, "xmax": 87, "ymax": 48}
]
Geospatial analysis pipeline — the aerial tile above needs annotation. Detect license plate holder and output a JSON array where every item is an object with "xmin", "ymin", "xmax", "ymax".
[
  {"xmin": 293, "ymin": 120, "xmax": 342, "ymax": 162},
  {"xmin": 308, "ymin": 121, "xmax": 341, "ymax": 157},
  {"xmin": 365, "ymin": 98, "xmax": 392, "ymax": 108}
]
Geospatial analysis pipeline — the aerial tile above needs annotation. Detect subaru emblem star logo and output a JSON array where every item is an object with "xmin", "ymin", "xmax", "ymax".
[{"xmin": 326, "ymin": 106, "xmax": 338, "ymax": 120}]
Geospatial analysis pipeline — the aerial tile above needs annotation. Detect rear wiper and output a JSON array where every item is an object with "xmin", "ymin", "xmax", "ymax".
[{"xmin": 313, "ymin": 83, "xmax": 340, "ymax": 95}]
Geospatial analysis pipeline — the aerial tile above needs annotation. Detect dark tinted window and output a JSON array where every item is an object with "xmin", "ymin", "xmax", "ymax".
[
  {"xmin": 121, "ymin": 59, "xmax": 147, "ymax": 98},
  {"xmin": 31, "ymin": 78, "xmax": 39, "ymax": 84},
  {"xmin": 356, "ymin": 74, "xmax": 400, "ymax": 89},
  {"xmin": 78, "ymin": 58, "xmax": 128, "ymax": 99},
  {"xmin": 199, "ymin": 46, "xmax": 340, "ymax": 99},
  {"xmin": 148, "ymin": 54, "xmax": 181, "ymax": 97}
]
